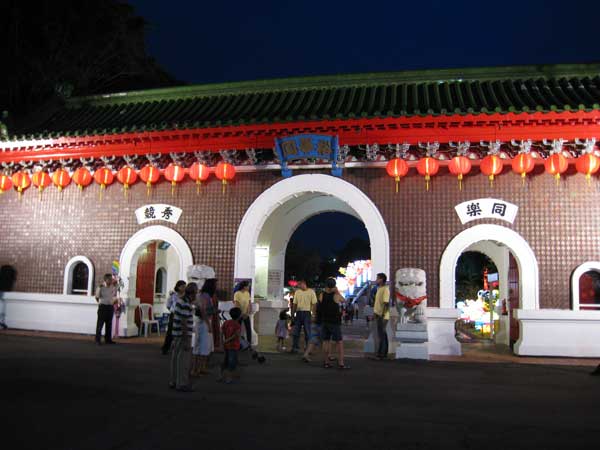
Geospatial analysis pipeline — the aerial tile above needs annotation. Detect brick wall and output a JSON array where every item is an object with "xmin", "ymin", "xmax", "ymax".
[{"xmin": 1, "ymin": 165, "xmax": 599, "ymax": 309}]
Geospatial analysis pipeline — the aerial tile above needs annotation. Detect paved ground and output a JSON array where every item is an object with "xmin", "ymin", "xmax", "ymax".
[{"xmin": 1, "ymin": 334, "xmax": 599, "ymax": 450}]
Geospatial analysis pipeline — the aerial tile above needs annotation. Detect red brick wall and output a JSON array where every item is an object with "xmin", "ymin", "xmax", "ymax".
[{"xmin": 1, "ymin": 165, "xmax": 599, "ymax": 309}]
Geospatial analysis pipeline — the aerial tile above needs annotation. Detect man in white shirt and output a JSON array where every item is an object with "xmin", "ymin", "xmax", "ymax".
[{"xmin": 94, "ymin": 274, "xmax": 117, "ymax": 345}]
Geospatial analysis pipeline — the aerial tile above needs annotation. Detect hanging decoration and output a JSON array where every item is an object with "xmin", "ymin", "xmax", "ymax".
[
  {"xmin": 544, "ymin": 153, "xmax": 568, "ymax": 184},
  {"xmin": 215, "ymin": 161, "xmax": 236, "ymax": 194},
  {"xmin": 72, "ymin": 167, "xmax": 93, "ymax": 191},
  {"xmin": 416, "ymin": 157, "xmax": 439, "ymax": 191},
  {"xmin": 480, "ymin": 155, "xmax": 503, "ymax": 186},
  {"xmin": 385, "ymin": 158, "xmax": 409, "ymax": 193},
  {"xmin": 52, "ymin": 168, "xmax": 71, "ymax": 192},
  {"xmin": 93, "ymin": 167, "xmax": 114, "ymax": 201},
  {"xmin": 11, "ymin": 171, "xmax": 31, "ymax": 199},
  {"xmin": 164, "ymin": 164, "xmax": 185, "ymax": 196},
  {"xmin": 511, "ymin": 153, "xmax": 535, "ymax": 185},
  {"xmin": 448, "ymin": 156, "xmax": 471, "ymax": 191},
  {"xmin": 575, "ymin": 154, "xmax": 600, "ymax": 185},
  {"xmin": 139, "ymin": 165, "xmax": 160, "ymax": 197},
  {"xmin": 32, "ymin": 171, "xmax": 52, "ymax": 199},
  {"xmin": 117, "ymin": 166, "xmax": 138, "ymax": 197},
  {"xmin": 189, "ymin": 162, "xmax": 210, "ymax": 194},
  {"xmin": 0, "ymin": 174, "xmax": 13, "ymax": 194}
]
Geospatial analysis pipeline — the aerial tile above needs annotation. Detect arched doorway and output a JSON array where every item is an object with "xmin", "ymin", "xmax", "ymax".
[
  {"xmin": 234, "ymin": 174, "xmax": 390, "ymax": 344},
  {"xmin": 119, "ymin": 225, "xmax": 194, "ymax": 336}
]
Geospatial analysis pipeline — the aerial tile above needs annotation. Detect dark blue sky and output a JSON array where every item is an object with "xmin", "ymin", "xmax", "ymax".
[{"xmin": 129, "ymin": 0, "xmax": 599, "ymax": 85}]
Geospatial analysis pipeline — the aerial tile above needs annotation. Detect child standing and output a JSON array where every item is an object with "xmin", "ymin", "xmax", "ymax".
[
  {"xmin": 220, "ymin": 307, "xmax": 242, "ymax": 384},
  {"xmin": 275, "ymin": 310, "xmax": 288, "ymax": 352}
]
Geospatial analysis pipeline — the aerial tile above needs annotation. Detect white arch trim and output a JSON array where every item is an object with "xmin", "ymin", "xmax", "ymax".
[
  {"xmin": 119, "ymin": 225, "xmax": 193, "ymax": 299},
  {"xmin": 571, "ymin": 261, "xmax": 600, "ymax": 310},
  {"xmin": 63, "ymin": 256, "xmax": 94, "ymax": 296},
  {"xmin": 439, "ymin": 224, "xmax": 539, "ymax": 310},
  {"xmin": 235, "ymin": 174, "xmax": 390, "ymax": 280}
]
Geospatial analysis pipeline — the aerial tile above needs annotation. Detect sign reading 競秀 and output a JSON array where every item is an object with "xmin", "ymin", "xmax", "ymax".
[
  {"xmin": 455, "ymin": 198, "xmax": 518, "ymax": 225},
  {"xmin": 135, "ymin": 204, "xmax": 182, "ymax": 225},
  {"xmin": 274, "ymin": 134, "xmax": 342, "ymax": 178}
]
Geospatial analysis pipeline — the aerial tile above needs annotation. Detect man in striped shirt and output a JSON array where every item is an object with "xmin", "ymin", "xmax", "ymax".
[{"xmin": 169, "ymin": 282, "xmax": 196, "ymax": 392}]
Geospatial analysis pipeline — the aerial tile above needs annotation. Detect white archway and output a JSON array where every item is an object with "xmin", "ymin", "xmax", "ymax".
[
  {"xmin": 234, "ymin": 174, "xmax": 389, "ymax": 281},
  {"xmin": 439, "ymin": 224, "xmax": 539, "ymax": 310},
  {"xmin": 571, "ymin": 261, "xmax": 600, "ymax": 310}
]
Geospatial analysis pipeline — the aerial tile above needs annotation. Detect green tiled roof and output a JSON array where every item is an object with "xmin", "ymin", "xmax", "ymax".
[{"xmin": 12, "ymin": 64, "xmax": 600, "ymax": 139}]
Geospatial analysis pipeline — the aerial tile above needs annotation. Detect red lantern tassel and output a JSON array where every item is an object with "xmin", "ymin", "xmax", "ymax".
[
  {"xmin": 555, "ymin": 173, "xmax": 561, "ymax": 186},
  {"xmin": 425, "ymin": 175, "xmax": 430, "ymax": 191},
  {"xmin": 458, "ymin": 174, "xmax": 463, "ymax": 191},
  {"xmin": 196, "ymin": 180, "xmax": 201, "ymax": 195},
  {"xmin": 171, "ymin": 180, "xmax": 176, "ymax": 197},
  {"xmin": 222, "ymin": 179, "xmax": 227, "ymax": 195},
  {"xmin": 395, "ymin": 176, "xmax": 399, "ymax": 193},
  {"xmin": 146, "ymin": 181, "xmax": 151, "ymax": 198}
]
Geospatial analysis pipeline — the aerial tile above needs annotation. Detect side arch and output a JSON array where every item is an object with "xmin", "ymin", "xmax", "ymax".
[
  {"xmin": 63, "ymin": 256, "xmax": 94, "ymax": 296},
  {"xmin": 571, "ymin": 261, "xmax": 600, "ymax": 310}
]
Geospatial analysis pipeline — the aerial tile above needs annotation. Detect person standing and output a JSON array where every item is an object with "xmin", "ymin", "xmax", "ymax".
[
  {"xmin": 94, "ymin": 274, "xmax": 117, "ymax": 345},
  {"xmin": 275, "ymin": 310, "xmax": 289, "ymax": 352},
  {"xmin": 191, "ymin": 279, "xmax": 217, "ymax": 376},
  {"xmin": 220, "ymin": 307, "xmax": 242, "ymax": 384},
  {"xmin": 373, "ymin": 273, "xmax": 390, "ymax": 360},
  {"xmin": 290, "ymin": 279, "xmax": 317, "ymax": 353},
  {"xmin": 234, "ymin": 281, "xmax": 253, "ymax": 348},
  {"xmin": 320, "ymin": 278, "xmax": 349, "ymax": 369},
  {"xmin": 170, "ymin": 282, "xmax": 195, "ymax": 392},
  {"xmin": 161, "ymin": 280, "xmax": 186, "ymax": 355}
]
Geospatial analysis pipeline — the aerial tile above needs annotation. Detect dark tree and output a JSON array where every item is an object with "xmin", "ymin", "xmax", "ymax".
[
  {"xmin": 285, "ymin": 242, "xmax": 323, "ymax": 284},
  {"xmin": 455, "ymin": 251, "xmax": 498, "ymax": 301}
]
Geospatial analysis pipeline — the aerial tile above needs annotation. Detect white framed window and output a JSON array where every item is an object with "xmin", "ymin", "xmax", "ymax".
[
  {"xmin": 572, "ymin": 262, "xmax": 600, "ymax": 311},
  {"xmin": 155, "ymin": 267, "xmax": 167, "ymax": 295},
  {"xmin": 63, "ymin": 256, "xmax": 94, "ymax": 296}
]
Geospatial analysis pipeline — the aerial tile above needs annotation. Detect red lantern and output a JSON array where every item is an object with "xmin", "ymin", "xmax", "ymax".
[
  {"xmin": 32, "ymin": 171, "xmax": 52, "ymax": 198},
  {"xmin": 11, "ymin": 171, "xmax": 31, "ymax": 199},
  {"xmin": 480, "ymin": 155, "xmax": 503, "ymax": 186},
  {"xmin": 416, "ymin": 157, "xmax": 439, "ymax": 191},
  {"xmin": 93, "ymin": 167, "xmax": 114, "ymax": 201},
  {"xmin": 575, "ymin": 153, "xmax": 600, "ymax": 185},
  {"xmin": 448, "ymin": 156, "xmax": 472, "ymax": 190},
  {"xmin": 385, "ymin": 158, "xmax": 409, "ymax": 193},
  {"xmin": 544, "ymin": 153, "xmax": 568, "ymax": 184},
  {"xmin": 139, "ymin": 165, "xmax": 161, "ymax": 197},
  {"xmin": 117, "ymin": 166, "xmax": 138, "ymax": 197},
  {"xmin": 52, "ymin": 169, "xmax": 71, "ymax": 192},
  {"xmin": 189, "ymin": 162, "xmax": 210, "ymax": 195},
  {"xmin": 215, "ymin": 162, "xmax": 236, "ymax": 194},
  {"xmin": 164, "ymin": 164, "xmax": 185, "ymax": 196},
  {"xmin": 511, "ymin": 153, "xmax": 535, "ymax": 185},
  {"xmin": 0, "ymin": 174, "xmax": 13, "ymax": 194},
  {"xmin": 72, "ymin": 167, "xmax": 93, "ymax": 191}
]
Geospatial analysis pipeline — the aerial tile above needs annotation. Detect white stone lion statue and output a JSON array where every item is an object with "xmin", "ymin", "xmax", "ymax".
[
  {"xmin": 395, "ymin": 268, "xmax": 427, "ymax": 324},
  {"xmin": 186, "ymin": 265, "xmax": 216, "ymax": 290}
]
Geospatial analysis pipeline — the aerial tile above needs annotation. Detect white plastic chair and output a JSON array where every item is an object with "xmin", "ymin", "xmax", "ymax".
[{"xmin": 139, "ymin": 304, "xmax": 160, "ymax": 337}]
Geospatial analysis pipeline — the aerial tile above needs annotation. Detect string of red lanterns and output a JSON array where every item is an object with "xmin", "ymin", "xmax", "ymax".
[
  {"xmin": 215, "ymin": 162, "xmax": 236, "ymax": 194},
  {"xmin": 189, "ymin": 162, "xmax": 210, "ymax": 194},
  {"xmin": 32, "ymin": 171, "xmax": 51, "ymax": 199},
  {"xmin": 164, "ymin": 164, "xmax": 185, "ymax": 196},
  {"xmin": 416, "ymin": 157, "xmax": 439, "ymax": 191},
  {"xmin": 72, "ymin": 167, "xmax": 93, "ymax": 191},
  {"xmin": 139, "ymin": 165, "xmax": 161, "ymax": 197},
  {"xmin": 448, "ymin": 156, "xmax": 472, "ymax": 191},
  {"xmin": 385, "ymin": 158, "xmax": 409, "ymax": 192}
]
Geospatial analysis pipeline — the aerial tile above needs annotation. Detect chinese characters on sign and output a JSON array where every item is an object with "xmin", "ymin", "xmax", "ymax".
[
  {"xmin": 455, "ymin": 198, "xmax": 518, "ymax": 224},
  {"xmin": 135, "ymin": 204, "xmax": 182, "ymax": 225},
  {"xmin": 274, "ymin": 134, "xmax": 342, "ymax": 178}
]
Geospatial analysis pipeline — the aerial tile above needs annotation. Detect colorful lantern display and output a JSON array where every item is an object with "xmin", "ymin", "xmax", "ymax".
[
  {"xmin": 0, "ymin": 174, "xmax": 13, "ymax": 194},
  {"xmin": 164, "ymin": 164, "xmax": 185, "ymax": 196},
  {"xmin": 480, "ymin": 155, "xmax": 503, "ymax": 186},
  {"xmin": 117, "ymin": 166, "xmax": 138, "ymax": 196},
  {"xmin": 544, "ymin": 153, "xmax": 568, "ymax": 184},
  {"xmin": 11, "ymin": 171, "xmax": 31, "ymax": 199},
  {"xmin": 139, "ymin": 165, "xmax": 161, "ymax": 197},
  {"xmin": 416, "ymin": 157, "xmax": 439, "ymax": 191},
  {"xmin": 511, "ymin": 153, "xmax": 535, "ymax": 185},
  {"xmin": 385, "ymin": 158, "xmax": 409, "ymax": 192},
  {"xmin": 32, "ymin": 171, "xmax": 52, "ymax": 198},
  {"xmin": 189, "ymin": 162, "xmax": 210, "ymax": 194},
  {"xmin": 52, "ymin": 168, "xmax": 71, "ymax": 192},
  {"xmin": 215, "ymin": 162, "xmax": 236, "ymax": 194},
  {"xmin": 93, "ymin": 167, "xmax": 114, "ymax": 201},
  {"xmin": 72, "ymin": 167, "xmax": 93, "ymax": 191},
  {"xmin": 448, "ymin": 156, "xmax": 472, "ymax": 190},
  {"xmin": 575, "ymin": 153, "xmax": 600, "ymax": 184}
]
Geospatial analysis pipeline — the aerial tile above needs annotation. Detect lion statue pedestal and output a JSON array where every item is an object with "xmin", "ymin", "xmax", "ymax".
[{"xmin": 395, "ymin": 268, "xmax": 429, "ymax": 360}]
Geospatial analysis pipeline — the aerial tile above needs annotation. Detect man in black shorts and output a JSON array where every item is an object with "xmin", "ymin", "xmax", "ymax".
[{"xmin": 320, "ymin": 278, "xmax": 349, "ymax": 370}]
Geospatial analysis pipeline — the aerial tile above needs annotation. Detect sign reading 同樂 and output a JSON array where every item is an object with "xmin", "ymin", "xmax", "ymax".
[
  {"xmin": 455, "ymin": 198, "xmax": 518, "ymax": 225},
  {"xmin": 274, "ymin": 134, "xmax": 342, "ymax": 177},
  {"xmin": 135, "ymin": 204, "xmax": 182, "ymax": 225}
]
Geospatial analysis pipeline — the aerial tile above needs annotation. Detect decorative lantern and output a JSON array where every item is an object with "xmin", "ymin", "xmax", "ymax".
[
  {"xmin": 511, "ymin": 153, "xmax": 535, "ymax": 185},
  {"xmin": 93, "ymin": 167, "xmax": 114, "ymax": 201},
  {"xmin": 52, "ymin": 168, "xmax": 71, "ymax": 192},
  {"xmin": 544, "ymin": 153, "xmax": 568, "ymax": 185},
  {"xmin": 416, "ymin": 157, "xmax": 439, "ymax": 191},
  {"xmin": 164, "ymin": 164, "xmax": 185, "ymax": 196},
  {"xmin": 139, "ymin": 165, "xmax": 161, "ymax": 197},
  {"xmin": 189, "ymin": 162, "xmax": 210, "ymax": 194},
  {"xmin": 385, "ymin": 158, "xmax": 409, "ymax": 193},
  {"xmin": 575, "ymin": 153, "xmax": 600, "ymax": 185},
  {"xmin": 117, "ymin": 166, "xmax": 138, "ymax": 197},
  {"xmin": 32, "ymin": 171, "xmax": 52, "ymax": 198},
  {"xmin": 215, "ymin": 162, "xmax": 236, "ymax": 194},
  {"xmin": 480, "ymin": 155, "xmax": 503, "ymax": 186},
  {"xmin": 0, "ymin": 174, "xmax": 13, "ymax": 194},
  {"xmin": 448, "ymin": 156, "xmax": 472, "ymax": 190},
  {"xmin": 11, "ymin": 171, "xmax": 31, "ymax": 199},
  {"xmin": 72, "ymin": 167, "xmax": 93, "ymax": 191}
]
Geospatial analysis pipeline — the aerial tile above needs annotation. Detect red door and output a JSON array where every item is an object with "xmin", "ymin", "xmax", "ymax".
[
  {"xmin": 507, "ymin": 252, "xmax": 520, "ymax": 348},
  {"xmin": 135, "ymin": 242, "xmax": 156, "ymax": 326}
]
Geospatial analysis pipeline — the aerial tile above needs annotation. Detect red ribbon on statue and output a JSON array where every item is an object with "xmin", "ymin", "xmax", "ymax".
[{"xmin": 395, "ymin": 292, "xmax": 427, "ymax": 309}]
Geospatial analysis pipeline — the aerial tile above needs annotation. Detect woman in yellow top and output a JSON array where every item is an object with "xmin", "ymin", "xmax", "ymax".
[{"xmin": 234, "ymin": 281, "xmax": 252, "ymax": 347}]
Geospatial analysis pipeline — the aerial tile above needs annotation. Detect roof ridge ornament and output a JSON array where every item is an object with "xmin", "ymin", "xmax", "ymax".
[
  {"xmin": 418, "ymin": 141, "xmax": 439, "ymax": 157},
  {"xmin": 543, "ymin": 138, "xmax": 566, "ymax": 155},
  {"xmin": 449, "ymin": 141, "xmax": 470, "ymax": 156},
  {"xmin": 575, "ymin": 138, "xmax": 596, "ymax": 154},
  {"xmin": 511, "ymin": 139, "xmax": 532, "ymax": 154},
  {"xmin": 219, "ymin": 150, "xmax": 237, "ymax": 165},
  {"xmin": 480, "ymin": 139, "xmax": 502, "ymax": 155},
  {"xmin": 245, "ymin": 148, "xmax": 257, "ymax": 165}
]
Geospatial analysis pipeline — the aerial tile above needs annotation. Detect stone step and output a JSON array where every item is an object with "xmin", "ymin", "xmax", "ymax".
[
  {"xmin": 395, "ymin": 342, "xmax": 429, "ymax": 360},
  {"xmin": 396, "ymin": 330, "xmax": 428, "ymax": 340},
  {"xmin": 396, "ymin": 322, "xmax": 427, "ymax": 332}
]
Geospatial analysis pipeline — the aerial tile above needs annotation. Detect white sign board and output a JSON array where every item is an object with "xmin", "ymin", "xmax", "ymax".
[
  {"xmin": 135, "ymin": 204, "xmax": 182, "ymax": 225},
  {"xmin": 455, "ymin": 198, "xmax": 518, "ymax": 225}
]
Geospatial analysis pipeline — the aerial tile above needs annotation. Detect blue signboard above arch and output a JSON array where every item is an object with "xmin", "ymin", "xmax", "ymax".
[{"xmin": 274, "ymin": 134, "xmax": 342, "ymax": 178}]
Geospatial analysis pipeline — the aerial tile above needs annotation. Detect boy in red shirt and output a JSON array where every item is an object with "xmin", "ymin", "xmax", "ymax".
[{"xmin": 220, "ymin": 307, "xmax": 242, "ymax": 384}]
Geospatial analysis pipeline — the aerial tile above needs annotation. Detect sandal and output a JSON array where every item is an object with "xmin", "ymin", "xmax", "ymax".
[
  {"xmin": 323, "ymin": 362, "xmax": 332, "ymax": 369},
  {"xmin": 337, "ymin": 364, "xmax": 351, "ymax": 370},
  {"xmin": 328, "ymin": 356, "xmax": 337, "ymax": 362}
]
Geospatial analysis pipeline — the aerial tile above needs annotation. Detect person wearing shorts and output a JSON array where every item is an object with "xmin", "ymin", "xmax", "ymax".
[{"xmin": 320, "ymin": 278, "xmax": 349, "ymax": 370}]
